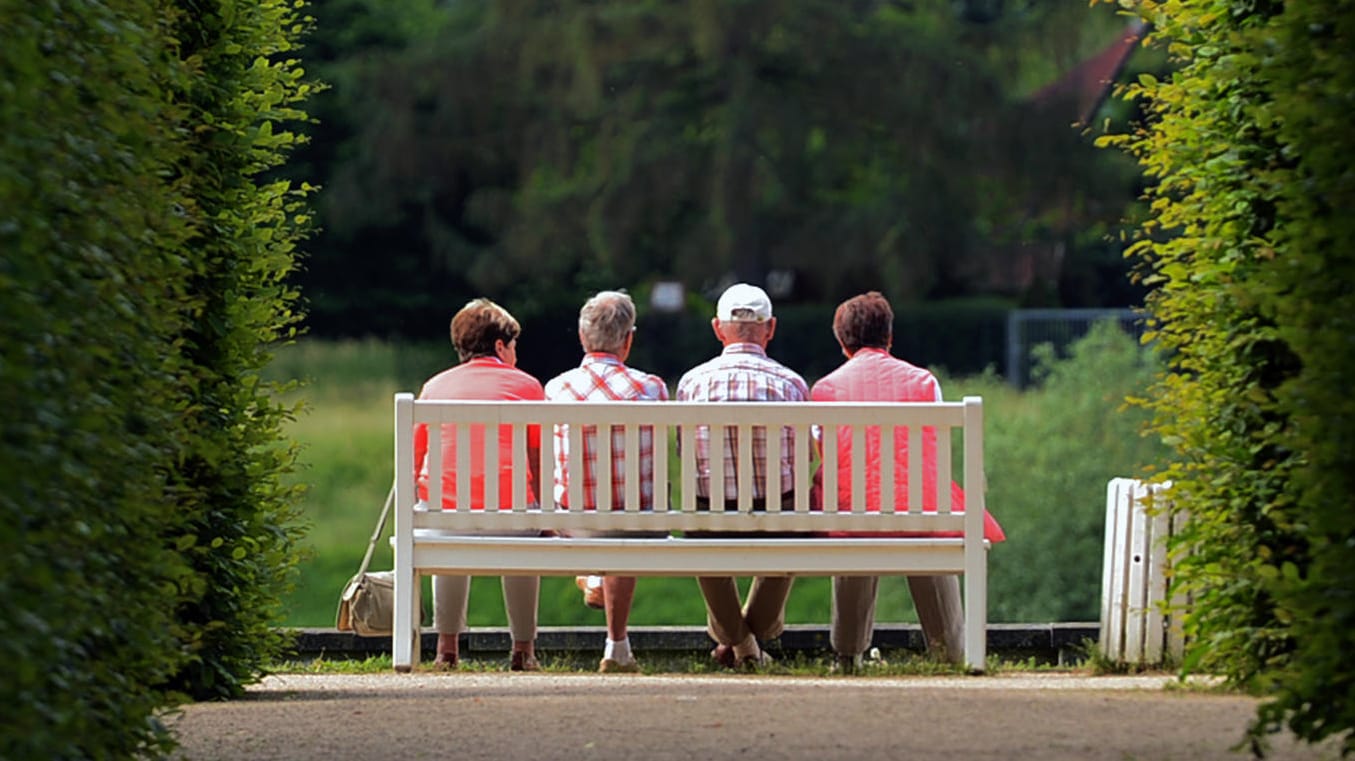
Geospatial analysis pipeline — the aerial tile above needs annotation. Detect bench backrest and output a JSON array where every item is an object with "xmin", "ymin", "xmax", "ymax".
[{"xmin": 394, "ymin": 394, "xmax": 984, "ymax": 537}]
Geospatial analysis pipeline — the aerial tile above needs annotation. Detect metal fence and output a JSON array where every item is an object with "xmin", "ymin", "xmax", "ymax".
[{"xmin": 1005, "ymin": 308, "xmax": 1146, "ymax": 389}]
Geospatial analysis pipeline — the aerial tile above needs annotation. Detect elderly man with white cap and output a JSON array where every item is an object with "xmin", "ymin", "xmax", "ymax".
[{"xmin": 675, "ymin": 282, "xmax": 810, "ymax": 670}]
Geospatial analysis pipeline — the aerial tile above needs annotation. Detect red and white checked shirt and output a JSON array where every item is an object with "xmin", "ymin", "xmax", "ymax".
[
  {"xmin": 543, "ymin": 353, "xmax": 669, "ymax": 510},
  {"xmin": 674, "ymin": 343, "xmax": 809, "ymax": 500}
]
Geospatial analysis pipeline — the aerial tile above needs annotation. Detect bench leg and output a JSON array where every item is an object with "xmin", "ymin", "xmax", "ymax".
[
  {"xmin": 393, "ymin": 567, "xmax": 417, "ymax": 672},
  {"xmin": 964, "ymin": 552, "xmax": 988, "ymax": 673}
]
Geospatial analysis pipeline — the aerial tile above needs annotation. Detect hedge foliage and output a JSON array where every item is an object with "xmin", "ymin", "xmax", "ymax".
[
  {"xmin": 1100, "ymin": 0, "xmax": 1355, "ymax": 753},
  {"xmin": 0, "ymin": 0, "xmax": 311, "ymax": 756},
  {"xmin": 161, "ymin": 0, "xmax": 313, "ymax": 703}
]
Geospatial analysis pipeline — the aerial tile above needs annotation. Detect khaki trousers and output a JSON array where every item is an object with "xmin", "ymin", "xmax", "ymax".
[
  {"xmin": 832, "ymin": 575, "xmax": 963, "ymax": 664},
  {"xmin": 431, "ymin": 528, "xmax": 542, "ymax": 642},
  {"xmin": 697, "ymin": 575, "xmax": 794, "ymax": 646},
  {"xmin": 692, "ymin": 492, "xmax": 797, "ymax": 647},
  {"xmin": 433, "ymin": 574, "xmax": 539, "ymax": 642}
]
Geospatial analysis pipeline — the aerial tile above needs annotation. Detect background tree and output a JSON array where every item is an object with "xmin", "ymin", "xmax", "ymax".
[
  {"xmin": 1101, "ymin": 0, "xmax": 1355, "ymax": 753},
  {"xmin": 293, "ymin": 0, "xmax": 1144, "ymax": 342}
]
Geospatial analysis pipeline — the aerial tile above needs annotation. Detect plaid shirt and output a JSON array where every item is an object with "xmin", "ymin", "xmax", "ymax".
[
  {"xmin": 544, "ymin": 353, "xmax": 668, "ymax": 509},
  {"xmin": 675, "ymin": 343, "xmax": 809, "ymax": 500}
]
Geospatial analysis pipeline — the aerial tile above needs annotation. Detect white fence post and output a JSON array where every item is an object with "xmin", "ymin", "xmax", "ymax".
[{"xmin": 1099, "ymin": 478, "xmax": 1183, "ymax": 666}]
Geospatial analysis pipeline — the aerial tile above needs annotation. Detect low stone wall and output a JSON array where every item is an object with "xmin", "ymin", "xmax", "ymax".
[{"xmin": 287, "ymin": 622, "xmax": 1098, "ymax": 665}]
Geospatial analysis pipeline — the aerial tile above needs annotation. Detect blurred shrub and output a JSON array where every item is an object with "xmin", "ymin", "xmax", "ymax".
[{"xmin": 959, "ymin": 320, "xmax": 1166, "ymax": 622}]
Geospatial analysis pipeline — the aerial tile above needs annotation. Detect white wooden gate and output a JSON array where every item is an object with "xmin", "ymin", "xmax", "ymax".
[{"xmin": 1099, "ymin": 478, "xmax": 1186, "ymax": 666}]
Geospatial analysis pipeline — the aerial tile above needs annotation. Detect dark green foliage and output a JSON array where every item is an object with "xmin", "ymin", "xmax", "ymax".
[
  {"xmin": 291, "ymin": 0, "xmax": 1141, "ymax": 338},
  {"xmin": 1101, "ymin": 0, "xmax": 1355, "ymax": 752},
  {"xmin": 975, "ymin": 321, "xmax": 1165, "ymax": 622},
  {"xmin": 0, "ymin": 0, "xmax": 312, "ymax": 755},
  {"xmin": 0, "ymin": 3, "xmax": 192, "ymax": 758},
  {"xmin": 160, "ymin": 0, "xmax": 313, "ymax": 700}
]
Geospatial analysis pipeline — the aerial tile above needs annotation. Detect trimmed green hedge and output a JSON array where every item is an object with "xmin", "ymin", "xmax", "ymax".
[
  {"xmin": 1, "ymin": 5, "xmax": 194, "ymax": 758},
  {"xmin": 0, "ymin": 0, "xmax": 312, "ymax": 756},
  {"xmin": 1102, "ymin": 0, "xmax": 1355, "ymax": 753},
  {"xmin": 159, "ymin": 0, "xmax": 313, "ymax": 703}
]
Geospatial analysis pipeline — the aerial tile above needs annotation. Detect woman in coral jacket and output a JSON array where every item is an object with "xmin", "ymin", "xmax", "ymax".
[
  {"xmin": 810, "ymin": 291, "xmax": 1005, "ymax": 672},
  {"xmin": 412, "ymin": 297, "xmax": 544, "ymax": 671}
]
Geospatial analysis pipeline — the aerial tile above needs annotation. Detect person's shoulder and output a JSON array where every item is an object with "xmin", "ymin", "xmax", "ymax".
[
  {"xmin": 769, "ymin": 357, "xmax": 809, "ymax": 387},
  {"xmin": 543, "ymin": 365, "xmax": 580, "ymax": 395},
  {"xmin": 632, "ymin": 367, "xmax": 669, "ymax": 395},
  {"xmin": 502, "ymin": 364, "xmax": 545, "ymax": 393},
  {"xmin": 416, "ymin": 364, "xmax": 465, "ymax": 397},
  {"xmin": 676, "ymin": 356, "xmax": 718, "ymax": 386},
  {"xmin": 810, "ymin": 366, "xmax": 844, "ymax": 400}
]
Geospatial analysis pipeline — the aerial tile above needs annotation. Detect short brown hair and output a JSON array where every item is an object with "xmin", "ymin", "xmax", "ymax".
[
  {"xmin": 832, "ymin": 291, "xmax": 893, "ymax": 353},
  {"xmin": 450, "ymin": 298, "xmax": 520, "ymax": 361}
]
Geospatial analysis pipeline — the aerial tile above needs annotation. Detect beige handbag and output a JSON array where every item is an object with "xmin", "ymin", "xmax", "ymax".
[{"xmin": 336, "ymin": 486, "xmax": 398, "ymax": 637}]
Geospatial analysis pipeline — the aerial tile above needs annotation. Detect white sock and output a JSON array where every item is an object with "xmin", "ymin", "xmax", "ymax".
[
  {"xmin": 731, "ymin": 633, "xmax": 760, "ymax": 660},
  {"xmin": 604, "ymin": 637, "xmax": 632, "ymax": 663}
]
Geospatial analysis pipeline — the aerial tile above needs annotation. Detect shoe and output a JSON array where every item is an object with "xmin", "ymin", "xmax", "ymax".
[
  {"xmin": 599, "ymin": 657, "xmax": 641, "ymax": 674},
  {"xmin": 710, "ymin": 644, "xmax": 736, "ymax": 670},
  {"xmin": 831, "ymin": 653, "xmax": 863, "ymax": 675},
  {"xmin": 431, "ymin": 653, "xmax": 459, "ymax": 671},
  {"xmin": 509, "ymin": 651, "xmax": 541, "ymax": 672},
  {"xmin": 575, "ymin": 576, "xmax": 604, "ymax": 610}
]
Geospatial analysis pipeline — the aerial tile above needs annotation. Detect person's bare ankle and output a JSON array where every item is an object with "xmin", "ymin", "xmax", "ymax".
[
  {"xmin": 434, "ymin": 634, "xmax": 459, "ymax": 666},
  {"xmin": 731, "ymin": 634, "xmax": 760, "ymax": 661}
]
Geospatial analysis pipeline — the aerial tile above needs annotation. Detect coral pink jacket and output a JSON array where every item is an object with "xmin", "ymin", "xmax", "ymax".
[
  {"xmin": 810, "ymin": 348, "xmax": 1005, "ymax": 542},
  {"xmin": 413, "ymin": 357, "xmax": 544, "ymax": 509}
]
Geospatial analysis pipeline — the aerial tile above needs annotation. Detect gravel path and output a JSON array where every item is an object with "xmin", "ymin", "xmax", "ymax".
[{"xmin": 168, "ymin": 672, "xmax": 1336, "ymax": 760}]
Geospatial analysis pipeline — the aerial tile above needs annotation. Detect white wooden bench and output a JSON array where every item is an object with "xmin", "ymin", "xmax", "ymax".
[{"xmin": 392, "ymin": 393, "xmax": 991, "ymax": 672}]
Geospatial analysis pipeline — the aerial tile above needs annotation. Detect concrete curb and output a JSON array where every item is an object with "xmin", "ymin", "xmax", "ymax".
[{"xmin": 286, "ymin": 622, "xmax": 1099, "ymax": 663}]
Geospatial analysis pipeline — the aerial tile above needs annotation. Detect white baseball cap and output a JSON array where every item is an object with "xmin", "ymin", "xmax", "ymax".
[{"xmin": 716, "ymin": 283, "xmax": 773, "ymax": 322}]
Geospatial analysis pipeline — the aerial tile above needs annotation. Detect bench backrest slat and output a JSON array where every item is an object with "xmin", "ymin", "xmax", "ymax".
[
  {"xmin": 908, "ymin": 425, "xmax": 922, "ymax": 515},
  {"xmin": 880, "ymin": 425, "xmax": 895, "ymax": 515},
  {"xmin": 793, "ymin": 424, "xmax": 811, "ymax": 513},
  {"xmin": 851, "ymin": 424, "xmax": 867, "ymax": 514},
  {"xmin": 822, "ymin": 424, "xmax": 838, "ymax": 513},
  {"xmin": 567, "ymin": 423, "xmax": 585, "ymax": 511},
  {"xmin": 736, "ymin": 423, "xmax": 753, "ymax": 511},
  {"xmin": 936, "ymin": 427, "xmax": 952, "ymax": 514},
  {"xmin": 399, "ymin": 397, "xmax": 980, "ymax": 532}
]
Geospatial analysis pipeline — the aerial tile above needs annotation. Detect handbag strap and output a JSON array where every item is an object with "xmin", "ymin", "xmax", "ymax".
[{"xmin": 356, "ymin": 484, "xmax": 396, "ymax": 576}]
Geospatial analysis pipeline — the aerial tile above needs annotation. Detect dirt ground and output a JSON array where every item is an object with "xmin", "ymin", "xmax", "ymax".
[{"xmin": 166, "ymin": 671, "xmax": 1340, "ymax": 761}]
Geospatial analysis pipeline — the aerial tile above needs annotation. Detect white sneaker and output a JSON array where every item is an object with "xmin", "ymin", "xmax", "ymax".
[{"xmin": 599, "ymin": 657, "xmax": 640, "ymax": 674}]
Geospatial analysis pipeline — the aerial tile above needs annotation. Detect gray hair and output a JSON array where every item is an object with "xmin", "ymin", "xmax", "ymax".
[
  {"xmin": 578, "ymin": 290, "xmax": 636, "ymax": 354},
  {"xmin": 722, "ymin": 319, "xmax": 771, "ymax": 343}
]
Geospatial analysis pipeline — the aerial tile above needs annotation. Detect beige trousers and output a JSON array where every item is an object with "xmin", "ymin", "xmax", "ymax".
[
  {"xmin": 832, "ymin": 575, "xmax": 963, "ymax": 664},
  {"xmin": 433, "ymin": 574, "xmax": 539, "ymax": 642}
]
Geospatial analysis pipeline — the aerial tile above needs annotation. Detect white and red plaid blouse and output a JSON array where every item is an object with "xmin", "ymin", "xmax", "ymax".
[
  {"xmin": 543, "ymin": 353, "xmax": 668, "ymax": 510},
  {"xmin": 674, "ymin": 343, "xmax": 809, "ymax": 500}
]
